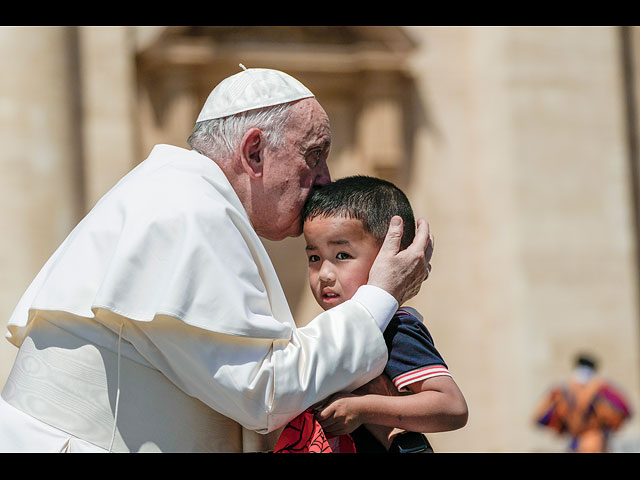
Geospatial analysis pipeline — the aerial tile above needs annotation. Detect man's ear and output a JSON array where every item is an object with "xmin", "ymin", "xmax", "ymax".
[{"xmin": 240, "ymin": 128, "xmax": 264, "ymax": 178}]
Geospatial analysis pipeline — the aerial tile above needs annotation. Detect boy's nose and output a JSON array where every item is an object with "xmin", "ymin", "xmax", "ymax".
[{"xmin": 318, "ymin": 261, "xmax": 335, "ymax": 282}]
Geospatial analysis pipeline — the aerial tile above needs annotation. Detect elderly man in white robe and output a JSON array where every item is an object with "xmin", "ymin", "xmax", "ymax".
[{"xmin": 0, "ymin": 67, "xmax": 433, "ymax": 452}]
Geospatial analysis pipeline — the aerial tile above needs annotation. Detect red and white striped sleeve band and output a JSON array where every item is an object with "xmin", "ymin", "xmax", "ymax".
[{"xmin": 392, "ymin": 365, "xmax": 452, "ymax": 392}]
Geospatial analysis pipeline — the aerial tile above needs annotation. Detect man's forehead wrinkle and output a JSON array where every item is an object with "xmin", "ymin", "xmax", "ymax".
[
  {"xmin": 290, "ymin": 101, "xmax": 331, "ymax": 149},
  {"xmin": 295, "ymin": 133, "xmax": 331, "ymax": 156},
  {"xmin": 299, "ymin": 120, "xmax": 331, "ymax": 147}
]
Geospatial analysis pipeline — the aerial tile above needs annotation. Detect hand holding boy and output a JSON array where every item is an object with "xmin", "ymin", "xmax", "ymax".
[{"xmin": 367, "ymin": 216, "xmax": 434, "ymax": 306}]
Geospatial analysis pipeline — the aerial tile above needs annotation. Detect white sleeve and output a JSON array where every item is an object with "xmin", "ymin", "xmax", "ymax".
[
  {"xmin": 4, "ymin": 149, "xmax": 398, "ymax": 435},
  {"xmin": 351, "ymin": 285, "xmax": 399, "ymax": 331},
  {"xmin": 115, "ymin": 198, "xmax": 397, "ymax": 433},
  {"xmin": 117, "ymin": 204, "xmax": 399, "ymax": 432},
  {"xmin": 125, "ymin": 296, "xmax": 391, "ymax": 434}
]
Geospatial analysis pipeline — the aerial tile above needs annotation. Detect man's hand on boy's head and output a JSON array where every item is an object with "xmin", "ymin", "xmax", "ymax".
[{"xmin": 367, "ymin": 216, "xmax": 434, "ymax": 305}]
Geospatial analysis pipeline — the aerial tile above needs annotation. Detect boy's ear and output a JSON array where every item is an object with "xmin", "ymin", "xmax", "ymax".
[{"xmin": 240, "ymin": 128, "xmax": 263, "ymax": 178}]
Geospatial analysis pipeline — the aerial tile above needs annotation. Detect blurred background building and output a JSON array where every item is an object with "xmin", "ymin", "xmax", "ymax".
[{"xmin": 1, "ymin": 25, "xmax": 639, "ymax": 452}]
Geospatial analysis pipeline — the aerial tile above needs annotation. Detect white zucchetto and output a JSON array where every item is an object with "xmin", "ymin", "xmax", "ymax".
[{"xmin": 196, "ymin": 65, "xmax": 315, "ymax": 122}]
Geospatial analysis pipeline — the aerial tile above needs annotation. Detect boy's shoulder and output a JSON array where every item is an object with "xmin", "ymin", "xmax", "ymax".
[
  {"xmin": 394, "ymin": 306, "xmax": 424, "ymax": 322},
  {"xmin": 392, "ymin": 307, "xmax": 430, "ymax": 332},
  {"xmin": 384, "ymin": 306, "xmax": 449, "ymax": 382},
  {"xmin": 388, "ymin": 306, "xmax": 435, "ymax": 343}
]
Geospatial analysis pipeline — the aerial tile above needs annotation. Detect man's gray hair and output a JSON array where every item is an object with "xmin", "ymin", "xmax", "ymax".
[{"xmin": 187, "ymin": 102, "xmax": 294, "ymax": 160}]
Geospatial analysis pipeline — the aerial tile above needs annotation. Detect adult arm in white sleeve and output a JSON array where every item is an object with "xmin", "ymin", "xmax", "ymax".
[{"xmin": 121, "ymin": 289, "xmax": 393, "ymax": 433}]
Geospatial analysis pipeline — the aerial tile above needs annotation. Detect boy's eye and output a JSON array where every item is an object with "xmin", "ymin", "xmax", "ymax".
[
  {"xmin": 308, "ymin": 254, "xmax": 320, "ymax": 263},
  {"xmin": 336, "ymin": 252, "xmax": 352, "ymax": 260}
]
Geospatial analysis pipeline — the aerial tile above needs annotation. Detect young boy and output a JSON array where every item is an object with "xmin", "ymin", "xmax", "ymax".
[{"xmin": 275, "ymin": 175, "xmax": 468, "ymax": 453}]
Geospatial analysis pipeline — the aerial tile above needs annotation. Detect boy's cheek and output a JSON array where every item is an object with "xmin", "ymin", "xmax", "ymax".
[{"xmin": 307, "ymin": 271, "xmax": 316, "ymax": 286}]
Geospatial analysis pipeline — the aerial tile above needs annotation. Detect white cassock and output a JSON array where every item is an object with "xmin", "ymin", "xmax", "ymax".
[{"xmin": 0, "ymin": 145, "xmax": 395, "ymax": 452}]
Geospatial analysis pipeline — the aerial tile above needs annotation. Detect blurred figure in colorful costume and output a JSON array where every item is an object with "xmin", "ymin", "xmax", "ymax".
[{"xmin": 534, "ymin": 354, "xmax": 632, "ymax": 452}]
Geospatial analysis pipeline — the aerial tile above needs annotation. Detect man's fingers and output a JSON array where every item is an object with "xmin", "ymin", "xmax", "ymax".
[
  {"xmin": 379, "ymin": 216, "xmax": 404, "ymax": 256},
  {"xmin": 410, "ymin": 218, "xmax": 430, "ymax": 254},
  {"xmin": 426, "ymin": 233, "xmax": 434, "ymax": 264},
  {"xmin": 368, "ymin": 216, "xmax": 435, "ymax": 304},
  {"xmin": 411, "ymin": 220, "xmax": 435, "ymax": 267}
]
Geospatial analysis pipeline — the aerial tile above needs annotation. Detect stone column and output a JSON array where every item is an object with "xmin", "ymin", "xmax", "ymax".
[
  {"xmin": 78, "ymin": 26, "xmax": 139, "ymax": 211},
  {"xmin": 406, "ymin": 26, "xmax": 640, "ymax": 452},
  {"xmin": 356, "ymin": 71, "xmax": 406, "ymax": 184},
  {"xmin": 0, "ymin": 26, "xmax": 82, "ymax": 386}
]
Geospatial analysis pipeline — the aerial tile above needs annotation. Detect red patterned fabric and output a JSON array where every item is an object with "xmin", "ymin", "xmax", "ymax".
[{"xmin": 274, "ymin": 409, "xmax": 356, "ymax": 453}]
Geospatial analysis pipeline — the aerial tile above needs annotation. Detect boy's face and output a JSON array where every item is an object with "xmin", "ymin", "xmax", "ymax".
[{"xmin": 303, "ymin": 215, "xmax": 381, "ymax": 311}]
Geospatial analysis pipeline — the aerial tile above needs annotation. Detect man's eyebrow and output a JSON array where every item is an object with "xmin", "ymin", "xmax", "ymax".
[
  {"xmin": 305, "ymin": 139, "xmax": 331, "ymax": 151},
  {"xmin": 305, "ymin": 244, "xmax": 316, "ymax": 251}
]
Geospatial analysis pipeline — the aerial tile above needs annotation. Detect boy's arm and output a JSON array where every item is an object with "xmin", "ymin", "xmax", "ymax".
[
  {"xmin": 316, "ymin": 371, "xmax": 468, "ymax": 439},
  {"xmin": 352, "ymin": 374, "xmax": 408, "ymax": 450}
]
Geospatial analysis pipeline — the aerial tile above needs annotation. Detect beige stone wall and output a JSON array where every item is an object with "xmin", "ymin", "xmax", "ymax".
[
  {"xmin": 1, "ymin": 26, "xmax": 639, "ymax": 452},
  {"xmin": 400, "ymin": 26, "xmax": 640, "ymax": 452},
  {"xmin": 0, "ymin": 27, "xmax": 83, "ymax": 384},
  {"xmin": 76, "ymin": 26, "xmax": 139, "ymax": 209}
]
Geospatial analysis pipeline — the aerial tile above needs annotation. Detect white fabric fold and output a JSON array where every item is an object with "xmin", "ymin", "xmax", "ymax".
[
  {"xmin": 3, "ymin": 144, "xmax": 393, "ymax": 437},
  {"xmin": 7, "ymin": 144, "xmax": 294, "ymax": 343}
]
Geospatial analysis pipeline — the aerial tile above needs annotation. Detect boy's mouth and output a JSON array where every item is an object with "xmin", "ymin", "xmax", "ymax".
[{"xmin": 322, "ymin": 290, "xmax": 341, "ymax": 303}]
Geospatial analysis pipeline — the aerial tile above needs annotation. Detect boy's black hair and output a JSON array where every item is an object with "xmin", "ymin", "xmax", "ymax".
[{"xmin": 302, "ymin": 175, "xmax": 416, "ymax": 250}]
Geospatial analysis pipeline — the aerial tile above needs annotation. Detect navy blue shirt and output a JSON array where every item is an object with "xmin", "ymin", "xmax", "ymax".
[
  {"xmin": 350, "ymin": 308, "xmax": 451, "ymax": 452},
  {"xmin": 382, "ymin": 308, "xmax": 450, "ymax": 391}
]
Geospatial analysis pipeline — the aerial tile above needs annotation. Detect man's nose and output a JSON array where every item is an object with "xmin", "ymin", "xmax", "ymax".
[{"xmin": 314, "ymin": 163, "xmax": 331, "ymax": 186}]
